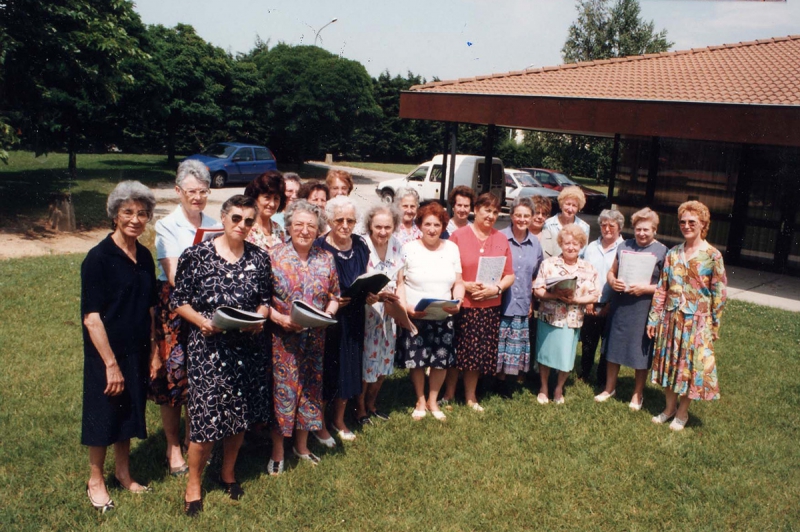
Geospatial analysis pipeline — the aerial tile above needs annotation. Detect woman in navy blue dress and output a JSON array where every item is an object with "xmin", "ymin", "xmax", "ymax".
[{"xmin": 81, "ymin": 181, "xmax": 157, "ymax": 512}]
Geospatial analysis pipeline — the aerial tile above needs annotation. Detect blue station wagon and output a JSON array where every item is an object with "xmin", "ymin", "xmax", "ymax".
[{"xmin": 184, "ymin": 142, "xmax": 277, "ymax": 188}]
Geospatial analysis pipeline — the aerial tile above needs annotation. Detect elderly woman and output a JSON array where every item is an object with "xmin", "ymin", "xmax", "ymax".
[
  {"xmin": 446, "ymin": 192, "xmax": 515, "ymax": 412},
  {"xmin": 394, "ymin": 187, "xmax": 423, "ymax": 248},
  {"xmin": 595, "ymin": 208, "xmax": 667, "ymax": 409},
  {"xmin": 244, "ymin": 170, "xmax": 287, "ymax": 249},
  {"xmin": 495, "ymin": 197, "xmax": 543, "ymax": 394},
  {"xmin": 82, "ymin": 181, "xmax": 157, "ymax": 512},
  {"xmin": 151, "ymin": 160, "xmax": 219, "ymax": 477},
  {"xmin": 578, "ymin": 209, "xmax": 625, "ymax": 386},
  {"xmin": 529, "ymin": 195, "xmax": 559, "ymax": 259},
  {"xmin": 267, "ymin": 200, "xmax": 339, "ymax": 472},
  {"xmin": 327, "ymin": 169, "xmax": 354, "ymax": 198},
  {"xmin": 315, "ymin": 196, "xmax": 370, "ymax": 441},
  {"xmin": 533, "ymin": 224, "xmax": 599, "ymax": 404},
  {"xmin": 172, "ymin": 195, "xmax": 272, "ymax": 516},
  {"xmin": 543, "ymin": 186, "xmax": 591, "ymax": 246},
  {"xmin": 397, "ymin": 202, "xmax": 464, "ymax": 420},
  {"xmin": 273, "ymin": 172, "xmax": 301, "ymax": 229},
  {"xmin": 355, "ymin": 204, "xmax": 405, "ymax": 424},
  {"xmin": 299, "ymin": 181, "xmax": 330, "ymax": 209},
  {"xmin": 446, "ymin": 185, "xmax": 475, "ymax": 235},
  {"xmin": 647, "ymin": 201, "xmax": 727, "ymax": 431}
]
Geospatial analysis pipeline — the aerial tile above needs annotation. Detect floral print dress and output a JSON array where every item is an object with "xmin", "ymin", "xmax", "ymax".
[
  {"xmin": 246, "ymin": 219, "xmax": 285, "ymax": 250},
  {"xmin": 362, "ymin": 235, "xmax": 405, "ymax": 383},
  {"xmin": 648, "ymin": 243, "xmax": 727, "ymax": 400}
]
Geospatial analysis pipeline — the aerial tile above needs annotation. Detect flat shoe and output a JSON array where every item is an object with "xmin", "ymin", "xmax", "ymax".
[
  {"xmin": 111, "ymin": 476, "xmax": 152, "ymax": 493},
  {"xmin": 267, "ymin": 458, "xmax": 284, "ymax": 476},
  {"xmin": 411, "ymin": 408, "xmax": 427, "ymax": 421},
  {"xmin": 537, "ymin": 393, "xmax": 549, "ymax": 405},
  {"xmin": 334, "ymin": 427, "xmax": 357, "ymax": 441},
  {"xmin": 184, "ymin": 498, "xmax": 203, "ymax": 517},
  {"xmin": 87, "ymin": 484, "xmax": 115, "ymax": 514},
  {"xmin": 369, "ymin": 409, "xmax": 390, "ymax": 421},
  {"xmin": 468, "ymin": 402, "xmax": 484, "ymax": 413},
  {"xmin": 651, "ymin": 411, "xmax": 676, "ymax": 424},
  {"xmin": 312, "ymin": 432, "xmax": 336, "ymax": 448},
  {"xmin": 430, "ymin": 410, "xmax": 447, "ymax": 421},
  {"xmin": 553, "ymin": 396, "xmax": 565, "ymax": 405},
  {"xmin": 629, "ymin": 398, "xmax": 644, "ymax": 411},
  {"xmin": 218, "ymin": 479, "xmax": 244, "ymax": 500},
  {"xmin": 357, "ymin": 415, "xmax": 372, "ymax": 426},
  {"xmin": 292, "ymin": 447, "xmax": 321, "ymax": 465},
  {"xmin": 169, "ymin": 463, "xmax": 189, "ymax": 477},
  {"xmin": 669, "ymin": 416, "xmax": 688, "ymax": 431},
  {"xmin": 594, "ymin": 390, "xmax": 616, "ymax": 403}
]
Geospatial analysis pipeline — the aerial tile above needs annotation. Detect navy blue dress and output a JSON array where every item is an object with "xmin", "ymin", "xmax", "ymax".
[
  {"xmin": 80, "ymin": 235, "xmax": 156, "ymax": 447},
  {"xmin": 315, "ymin": 235, "xmax": 369, "ymax": 401}
]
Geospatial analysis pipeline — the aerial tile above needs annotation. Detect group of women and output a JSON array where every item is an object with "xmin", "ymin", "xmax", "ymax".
[{"xmin": 80, "ymin": 166, "xmax": 727, "ymax": 517}]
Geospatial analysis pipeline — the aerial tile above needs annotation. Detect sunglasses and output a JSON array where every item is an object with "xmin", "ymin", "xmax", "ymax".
[{"xmin": 228, "ymin": 214, "xmax": 255, "ymax": 227}]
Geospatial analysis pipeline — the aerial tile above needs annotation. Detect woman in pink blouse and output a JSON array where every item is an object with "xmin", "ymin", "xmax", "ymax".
[{"xmin": 244, "ymin": 171, "xmax": 287, "ymax": 249}]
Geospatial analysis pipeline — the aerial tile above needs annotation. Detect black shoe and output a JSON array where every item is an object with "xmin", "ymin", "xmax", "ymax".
[
  {"xmin": 369, "ymin": 409, "xmax": 390, "ymax": 421},
  {"xmin": 219, "ymin": 479, "xmax": 244, "ymax": 501},
  {"xmin": 357, "ymin": 415, "xmax": 372, "ymax": 426},
  {"xmin": 184, "ymin": 498, "xmax": 203, "ymax": 517}
]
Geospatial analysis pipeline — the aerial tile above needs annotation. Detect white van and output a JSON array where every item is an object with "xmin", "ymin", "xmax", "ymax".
[{"xmin": 376, "ymin": 154, "xmax": 505, "ymax": 204}]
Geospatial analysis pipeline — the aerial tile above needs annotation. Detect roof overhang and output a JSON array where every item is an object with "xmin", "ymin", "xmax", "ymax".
[{"xmin": 399, "ymin": 91, "xmax": 800, "ymax": 148}]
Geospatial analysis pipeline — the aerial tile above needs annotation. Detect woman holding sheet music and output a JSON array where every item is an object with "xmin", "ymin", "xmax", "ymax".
[
  {"xmin": 595, "ymin": 208, "xmax": 667, "ymax": 410},
  {"xmin": 267, "ymin": 200, "xmax": 340, "ymax": 472},
  {"xmin": 445, "ymin": 193, "xmax": 515, "ymax": 413},
  {"xmin": 533, "ymin": 224, "xmax": 599, "ymax": 405},
  {"xmin": 396, "ymin": 201, "xmax": 464, "ymax": 421},
  {"xmin": 171, "ymin": 194, "xmax": 272, "ymax": 516}
]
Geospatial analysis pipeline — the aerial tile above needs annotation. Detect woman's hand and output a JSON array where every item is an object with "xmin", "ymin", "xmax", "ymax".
[
  {"xmin": 646, "ymin": 325, "xmax": 656, "ymax": 339},
  {"xmin": 365, "ymin": 292, "xmax": 380, "ymax": 305},
  {"xmin": 338, "ymin": 296, "xmax": 352, "ymax": 308},
  {"xmin": 442, "ymin": 301, "xmax": 461, "ymax": 315},
  {"xmin": 585, "ymin": 303, "xmax": 595, "ymax": 316},
  {"xmin": 463, "ymin": 281, "xmax": 484, "ymax": 295},
  {"xmin": 104, "ymin": 362, "xmax": 125, "ymax": 396},
  {"xmin": 552, "ymin": 287, "xmax": 575, "ymax": 303},
  {"xmin": 241, "ymin": 322, "xmax": 265, "ymax": 334},
  {"xmin": 471, "ymin": 284, "xmax": 499, "ymax": 302},
  {"xmin": 609, "ymin": 277, "xmax": 627, "ymax": 293},
  {"xmin": 149, "ymin": 351, "xmax": 163, "ymax": 381},
  {"xmin": 626, "ymin": 283, "xmax": 647, "ymax": 297},
  {"xmin": 407, "ymin": 307, "xmax": 427, "ymax": 319},
  {"xmin": 200, "ymin": 318, "xmax": 223, "ymax": 337},
  {"xmin": 272, "ymin": 311, "xmax": 305, "ymax": 333},
  {"xmin": 379, "ymin": 291, "xmax": 400, "ymax": 304}
]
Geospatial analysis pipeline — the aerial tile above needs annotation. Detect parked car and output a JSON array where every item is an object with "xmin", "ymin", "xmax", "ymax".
[
  {"xmin": 376, "ymin": 154, "xmax": 505, "ymax": 205},
  {"xmin": 520, "ymin": 168, "xmax": 607, "ymax": 214},
  {"xmin": 504, "ymin": 169, "xmax": 560, "ymax": 211},
  {"xmin": 184, "ymin": 142, "xmax": 277, "ymax": 188}
]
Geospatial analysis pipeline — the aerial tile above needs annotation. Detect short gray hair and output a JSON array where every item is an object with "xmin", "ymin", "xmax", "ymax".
[
  {"xmin": 285, "ymin": 199, "xmax": 327, "ymax": 234},
  {"xmin": 283, "ymin": 172, "xmax": 301, "ymax": 186},
  {"xmin": 325, "ymin": 195, "xmax": 358, "ymax": 221},
  {"xmin": 176, "ymin": 159, "xmax": 211, "ymax": 188},
  {"xmin": 511, "ymin": 196, "xmax": 535, "ymax": 217},
  {"xmin": 394, "ymin": 187, "xmax": 419, "ymax": 206},
  {"xmin": 598, "ymin": 208, "xmax": 625, "ymax": 230},
  {"xmin": 363, "ymin": 204, "xmax": 401, "ymax": 236},
  {"xmin": 107, "ymin": 181, "xmax": 156, "ymax": 219}
]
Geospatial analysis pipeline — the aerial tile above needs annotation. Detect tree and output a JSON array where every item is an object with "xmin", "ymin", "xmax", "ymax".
[
  {"xmin": 0, "ymin": 0, "xmax": 146, "ymax": 176},
  {"xmin": 562, "ymin": 0, "xmax": 672, "ymax": 63}
]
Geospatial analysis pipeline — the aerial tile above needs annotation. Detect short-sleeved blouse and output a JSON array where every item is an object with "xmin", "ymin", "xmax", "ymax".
[
  {"xmin": 155, "ymin": 206, "xmax": 219, "ymax": 281},
  {"xmin": 269, "ymin": 243, "xmax": 340, "ymax": 316},
  {"xmin": 449, "ymin": 226, "xmax": 514, "ymax": 309},
  {"xmin": 533, "ymin": 256, "xmax": 599, "ymax": 328},
  {"xmin": 246, "ymin": 219, "xmax": 286, "ymax": 250},
  {"xmin": 401, "ymin": 239, "xmax": 462, "ymax": 308},
  {"xmin": 500, "ymin": 226, "xmax": 543, "ymax": 317},
  {"xmin": 395, "ymin": 224, "xmax": 422, "ymax": 249}
]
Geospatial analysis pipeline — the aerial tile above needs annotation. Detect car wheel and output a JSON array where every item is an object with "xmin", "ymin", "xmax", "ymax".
[
  {"xmin": 380, "ymin": 188, "xmax": 394, "ymax": 203},
  {"xmin": 211, "ymin": 172, "xmax": 226, "ymax": 189}
]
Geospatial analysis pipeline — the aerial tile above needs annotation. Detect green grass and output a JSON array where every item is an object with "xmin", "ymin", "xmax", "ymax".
[
  {"xmin": 334, "ymin": 161, "xmax": 415, "ymax": 175},
  {"xmin": 571, "ymin": 175, "xmax": 609, "ymax": 195},
  {"xmin": 1, "ymin": 254, "xmax": 799, "ymax": 530},
  {"xmin": 0, "ymin": 151, "xmax": 329, "ymax": 231}
]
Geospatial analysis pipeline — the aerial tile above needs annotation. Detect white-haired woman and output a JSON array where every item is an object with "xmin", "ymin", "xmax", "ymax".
[
  {"xmin": 394, "ymin": 187, "xmax": 422, "ymax": 248},
  {"xmin": 315, "ymin": 196, "xmax": 371, "ymax": 442},
  {"xmin": 543, "ymin": 186, "xmax": 590, "ymax": 247},
  {"xmin": 82, "ymin": 181, "xmax": 158, "ymax": 512},
  {"xmin": 150, "ymin": 159, "xmax": 219, "ymax": 477}
]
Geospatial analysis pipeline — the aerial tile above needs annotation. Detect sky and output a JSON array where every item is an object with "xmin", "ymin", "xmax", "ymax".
[{"xmin": 132, "ymin": 0, "xmax": 800, "ymax": 81}]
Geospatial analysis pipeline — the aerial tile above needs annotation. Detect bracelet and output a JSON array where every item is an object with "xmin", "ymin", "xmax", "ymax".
[{"xmin": 496, "ymin": 285, "xmax": 502, "ymax": 295}]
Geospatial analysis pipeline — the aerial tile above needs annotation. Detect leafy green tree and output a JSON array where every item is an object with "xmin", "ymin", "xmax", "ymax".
[{"xmin": 0, "ymin": 0, "xmax": 146, "ymax": 175}]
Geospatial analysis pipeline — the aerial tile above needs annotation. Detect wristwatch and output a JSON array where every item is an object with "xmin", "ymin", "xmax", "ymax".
[{"xmin": 496, "ymin": 285, "xmax": 502, "ymax": 296}]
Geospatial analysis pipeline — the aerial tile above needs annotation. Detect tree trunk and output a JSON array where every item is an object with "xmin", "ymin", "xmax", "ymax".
[
  {"xmin": 167, "ymin": 123, "xmax": 176, "ymax": 166},
  {"xmin": 68, "ymin": 131, "xmax": 78, "ymax": 180}
]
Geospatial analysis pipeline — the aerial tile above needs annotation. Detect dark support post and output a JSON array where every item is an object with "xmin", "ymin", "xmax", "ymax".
[
  {"xmin": 726, "ymin": 144, "xmax": 753, "ymax": 265},
  {"xmin": 439, "ymin": 123, "xmax": 450, "ymax": 206},
  {"xmin": 606, "ymin": 134, "xmax": 620, "ymax": 207},
  {"xmin": 645, "ymin": 136, "xmax": 660, "ymax": 205},
  {"xmin": 447, "ymin": 124, "xmax": 458, "ymax": 204},
  {"xmin": 483, "ymin": 124, "xmax": 496, "ymax": 195}
]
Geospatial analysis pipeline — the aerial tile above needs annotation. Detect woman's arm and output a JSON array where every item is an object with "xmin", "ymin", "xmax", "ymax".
[
  {"xmin": 174, "ymin": 304, "xmax": 222, "ymax": 336},
  {"xmin": 607, "ymin": 257, "xmax": 626, "ymax": 293},
  {"xmin": 148, "ymin": 307, "xmax": 161, "ymax": 380},
  {"xmin": 159, "ymin": 257, "xmax": 179, "ymax": 287},
  {"xmin": 471, "ymin": 273, "xmax": 516, "ymax": 302},
  {"xmin": 709, "ymin": 252, "xmax": 728, "ymax": 341},
  {"xmin": 397, "ymin": 269, "xmax": 426, "ymax": 319},
  {"xmin": 444, "ymin": 273, "xmax": 465, "ymax": 314},
  {"xmin": 83, "ymin": 313, "xmax": 125, "ymax": 396}
]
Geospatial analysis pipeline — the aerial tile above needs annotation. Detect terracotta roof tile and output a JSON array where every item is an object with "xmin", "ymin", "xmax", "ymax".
[{"xmin": 410, "ymin": 36, "xmax": 800, "ymax": 106}]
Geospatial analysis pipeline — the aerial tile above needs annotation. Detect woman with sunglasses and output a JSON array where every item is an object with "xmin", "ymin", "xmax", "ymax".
[{"xmin": 172, "ymin": 195, "xmax": 273, "ymax": 516}]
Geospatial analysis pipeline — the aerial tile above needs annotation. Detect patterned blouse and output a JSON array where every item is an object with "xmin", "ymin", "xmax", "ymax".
[
  {"xmin": 533, "ymin": 255, "xmax": 599, "ymax": 328},
  {"xmin": 395, "ymin": 224, "xmax": 422, "ymax": 249},
  {"xmin": 268, "ymin": 242, "xmax": 340, "ymax": 316},
  {"xmin": 246, "ymin": 219, "xmax": 286, "ymax": 250},
  {"xmin": 647, "ymin": 243, "xmax": 727, "ymax": 336}
]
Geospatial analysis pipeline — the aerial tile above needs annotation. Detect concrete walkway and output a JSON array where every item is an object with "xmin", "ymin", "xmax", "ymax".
[{"xmin": 725, "ymin": 265, "xmax": 800, "ymax": 312}]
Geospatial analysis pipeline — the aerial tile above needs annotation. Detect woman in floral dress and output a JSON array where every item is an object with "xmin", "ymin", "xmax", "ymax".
[
  {"xmin": 244, "ymin": 171, "xmax": 286, "ymax": 249},
  {"xmin": 647, "ymin": 201, "xmax": 727, "ymax": 432}
]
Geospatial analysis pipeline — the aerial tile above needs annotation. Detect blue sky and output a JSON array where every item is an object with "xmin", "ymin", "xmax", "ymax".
[{"xmin": 132, "ymin": 0, "xmax": 800, "ymax": 81}]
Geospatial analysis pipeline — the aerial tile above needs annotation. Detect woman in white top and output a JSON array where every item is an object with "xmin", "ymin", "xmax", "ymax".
[
  {"xmin": 542, "ymin": 186, "xmax": 591, "ymax": 245},
  {"xmin": 396, "ymin": 202, "xmax": 464, "ymax": 421}
]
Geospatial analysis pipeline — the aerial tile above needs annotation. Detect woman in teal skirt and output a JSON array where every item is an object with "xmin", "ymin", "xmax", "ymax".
[{"xmin": 533, "ymin": 224, "xmax": 599, "ymax": 404}]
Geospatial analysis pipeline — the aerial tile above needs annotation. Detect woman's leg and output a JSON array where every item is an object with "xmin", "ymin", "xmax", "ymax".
[
  {"xmin": 441, "ymin": 368, "xmax": 459, "ymax": 402},
  {"xmin": 463, "ymin": 370, "xmax": 480, "ymax": 405},
  {"xmin": 427, "ymin": 369, "xmax": 447, "ymax": 411},
  {"xmin": 663, "ymin": 388, "xmax": 679, "ymax": 416},
  {"xmin": 220, "ymin": 432, "xmax": 245, "ymax": 484},
  {"xmin": 331, "ymin": 398, "xmax": 351, "ymax": 433},
  {"xmin": 538, "ymin": 365, "xmax": 551, "ymax": 400},
  {"xmin": 675, "ymin": 394, "xmax": 692, "ymax": 421},
  {"xmin": 112, "ymin": 439, "xmax": 148, "ymax": 491},
  {"xmin": 410, "ymin": 368, "xmax": 427, "ymax": 411},
  {"xmin": 553, "ymin": 371, "xmax": 570, "ymax": 401},
  {"xmin": 161, "ymin": 404, "xmax": 187, "ymax": 469},
  {"xmin": 294, "ymin": 429, "xmax": 311, "ymax": 455},
  {"xmin": 603, "ymin": 362, "xmax": 621, "ymax": 394},
  {"xmin": 87, "ymin": 446, "xmax": 110, "ymax": 503},
  {"xmin": 355, "ymin": 381, "xmax": 368, "ymax": 420},
  {"xmin": 270, "ymin": 429, "xmax": 285, "ymax": 462},
  {"xmin": 365, "ymin": 377, "xmax": 385, "ymax": 413},
  {"xmin": 185, "ymin": 441, "xmax": 214, "ymax": 502},
  {"xmin": 631, "ymin": 369, "xmax": 648, "ymax": 404},
  {"xmin": 317, "ymin": 401, "xmax": 332, "ymax": 439}
]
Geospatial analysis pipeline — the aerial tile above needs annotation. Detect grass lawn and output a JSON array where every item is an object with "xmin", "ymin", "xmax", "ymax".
[
  {"xmin": 0, "ymin": 152, "xmax": 327, "ymax": 231},
  {"xmin": 1, "ymin": 254, "xmax": 799, "ymax": 531}
]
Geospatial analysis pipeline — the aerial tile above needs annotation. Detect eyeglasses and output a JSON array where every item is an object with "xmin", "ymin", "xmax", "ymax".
[
  {"xmin": 333, "ymin": 217, "xmax": 357, "ymax": 226},
  {"xmin": 228, "ymin": 214, "xmax": 255, "ymax": 227},
  {"xmin": 118, "ymin": 209, "xmax": 151, "ymax": 221},
  {"xmin": 679, "ymin": 220, "xmax": 699, "ymax": 227},
  {"xmin": 180, "ymin": 188, "xmax": 210, "ymax": 198}
]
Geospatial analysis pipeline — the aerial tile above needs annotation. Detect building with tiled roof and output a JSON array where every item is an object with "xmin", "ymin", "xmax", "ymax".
[{"xmin": 399, "ymin": 36, "xmax": 800, "ymax": 272}]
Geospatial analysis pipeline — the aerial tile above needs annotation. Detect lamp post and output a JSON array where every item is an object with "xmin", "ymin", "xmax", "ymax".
[{"xmin": 314, "ymin": 18, "xmax": 338, "ymax": 46}]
